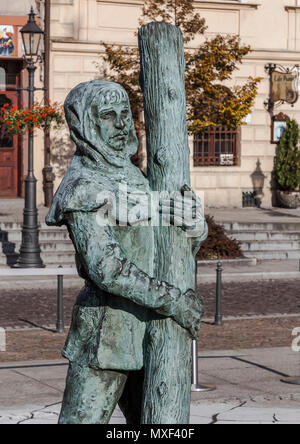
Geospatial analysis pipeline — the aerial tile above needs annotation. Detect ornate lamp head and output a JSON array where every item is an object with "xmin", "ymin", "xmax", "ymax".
[{"xmin": 20, "ymin": 7, "xmax": 44, "ymax": 63}]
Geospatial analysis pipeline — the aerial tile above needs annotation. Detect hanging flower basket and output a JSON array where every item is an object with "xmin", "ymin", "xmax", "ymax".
[{"xmin": 1, "ymin": 101, "xmax": 65, "ymax": 135}]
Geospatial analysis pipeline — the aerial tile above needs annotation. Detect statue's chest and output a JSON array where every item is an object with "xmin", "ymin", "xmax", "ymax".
[{"xmin": 114, "ymin": 225, "xmax": 155, "ymax": 276}]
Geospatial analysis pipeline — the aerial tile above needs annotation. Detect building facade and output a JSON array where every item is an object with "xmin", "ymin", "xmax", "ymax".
[
  {"xmin": 0, "ymin": 0, "xmax": 44, "ymax": 202},
  {"xmin": 1, "ymin": 0, "xmax": 300, "ymax": 208}
]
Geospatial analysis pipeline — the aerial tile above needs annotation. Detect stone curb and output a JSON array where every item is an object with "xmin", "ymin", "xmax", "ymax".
[
  {"xmin": 197, "ymin": 258, "xmax": 257, "ymax": 267},
  {"xmin": 198, "ymin": 271, "xmax": 300, "ymax": 283}
]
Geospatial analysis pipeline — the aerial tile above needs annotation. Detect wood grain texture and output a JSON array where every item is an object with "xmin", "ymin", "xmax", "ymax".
[{"xmin": 139, "ymin": 22, "xmax": 194, "ymax": 424}]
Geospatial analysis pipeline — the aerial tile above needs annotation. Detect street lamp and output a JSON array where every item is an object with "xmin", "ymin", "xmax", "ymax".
[
  {"xmin": 20, "ymin": 8, "xmax": 43, "ymax": 62},
  {"xmin": 15, "ymin": 8, "xmax": 44, "ymax": 268},
  {"xmin": 251, "ymin": 159, "xmax": 266, "ymax": 209}
]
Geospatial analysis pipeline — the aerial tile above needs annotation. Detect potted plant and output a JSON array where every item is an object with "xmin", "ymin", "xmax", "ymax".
[{"xmin": 274, "ymin": 119, "xmax": 300, "ymax": 209}]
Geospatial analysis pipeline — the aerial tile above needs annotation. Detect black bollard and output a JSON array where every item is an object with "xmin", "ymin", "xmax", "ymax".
[
  {"xmin": 56, "ymin": 266, "xmax": 65, "ymax": 333},
  {"xmin": 215, "ymin": 261, "xmax": 223, "ymax": 326},
  {"xmin": 191, "ymin": 260, "xmax": 216, "ymax": 393}
]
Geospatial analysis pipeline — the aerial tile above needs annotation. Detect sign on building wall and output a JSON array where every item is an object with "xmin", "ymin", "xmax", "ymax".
[
  {"xmin": 271, "ymin": 70, "xmax": 298, "ymax": 104},
  {"xmin": 0, "ymin": 25, "xmax": 18, "ymax": 57},
  {"xmin": 265, "ymin": 64, "xmax": 300, "ymax": 110}
]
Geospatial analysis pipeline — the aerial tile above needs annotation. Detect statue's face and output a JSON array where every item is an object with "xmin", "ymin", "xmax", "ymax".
[{"xmin": 94, "ymin": 100, "xmax": 132, "ymax": 151}]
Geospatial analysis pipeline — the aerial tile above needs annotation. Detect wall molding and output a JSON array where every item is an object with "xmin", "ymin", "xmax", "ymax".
[{"xmin": 285, "ymin": 6, "xmax": 300, "ymax": 12}]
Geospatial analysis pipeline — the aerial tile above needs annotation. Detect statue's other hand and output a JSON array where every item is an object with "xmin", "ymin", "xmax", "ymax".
[
  {"xmin": 172, "ymin": 289, "xmax": 203, "ymax": 339},
  {"xmin": 160, "ymin": 185, "xmax": 207, "ymax": 239}
]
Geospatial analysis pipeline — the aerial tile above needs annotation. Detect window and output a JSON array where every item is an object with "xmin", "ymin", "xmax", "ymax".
[
  {"xmin": 193, "ymin": 126, "xmax": 240, "ymax": 167},
  {"xmin": 0, "ymin": 94, "xmax": 13, "ymax": 148}
]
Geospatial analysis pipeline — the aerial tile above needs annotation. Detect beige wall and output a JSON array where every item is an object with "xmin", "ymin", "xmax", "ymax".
[{"xmin": 46, "ymin": 0, "xmax": 300, "ymax": 207}]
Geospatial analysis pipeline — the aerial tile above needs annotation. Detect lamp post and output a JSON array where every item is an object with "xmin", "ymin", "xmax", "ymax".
[
  {"xmin": 15, "ymin": 8, "xmax": 44, "ymax": 268},
  {"xmin": 251, "ymin": 159, "xmax": 266, "ymax": 209}
]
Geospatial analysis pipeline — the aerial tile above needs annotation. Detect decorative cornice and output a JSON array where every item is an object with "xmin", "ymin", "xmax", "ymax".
[
  {"xmin": 96, "ymin": 0, "xmax": 143, "ymax": 5},
  {"xmin": 285, "ymin": 6, "xmax": 300, "ymax": 12},
  {"xmin": 96, "ymin": 0, "xmax": 260, "ymax": 8},
  {"xmin": 194, "ymin": 1, "xmax": 260, "ymax": 9}
]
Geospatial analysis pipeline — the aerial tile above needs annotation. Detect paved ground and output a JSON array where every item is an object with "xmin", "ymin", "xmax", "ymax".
[
  {"xmin": 197, "ymin": 258, "xmax": 300, "ymax": 283},
  {"xmin": 1, "ymin": 200, "xmax": 299, "ymax": 224},
  {"xmin": 0, "ymin": 279, "xmax": 299, "ymax": 329},
  {"xmin": 0, "ymin": 316, "xmax": 300, "ymax": 362},
  {"xmin": 1, "ymin": 315, "xmax": 300, "ymax": 362},
  {"xmin": 1, "ymin": 259, "xmax": 299, "ymax": 290},
  {"xmin": 209, "ymin": 207, "xmax": 300, "ymax": 224},
  {"xmin": 0, "ymin": 200, "xmax": 49, "ymax": 223},
  {"xmin": 0, "ymin": 347, "xmax": 300, "ymax": 424}
]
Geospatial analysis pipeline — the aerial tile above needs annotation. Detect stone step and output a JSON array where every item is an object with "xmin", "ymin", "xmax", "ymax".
[
  {"xmin": 0, "ymin": 228, "xmax": 69, "ymax": 242},
  {"xmin": 40, "ymin": 251, "xmax": 76, "ymax": 264},
  {"xmin": 241, "ymin": 240, "xmax": 300, "ymax": 252},
  {"xmin": 244, "ymin": 250, "xmax": 300, "ymax": 260},
  {"xmin": 0, "ymin": 240, "xmax": 74, "ymax": 253},
  {"xmin": 0, "ymin": 221, "xmax": 62, "ymax": 228},
  {"xmin": 0, "ymin": 221, "xmax": 75, "ymax": 268},
  {"xmin": 230, "ymin": 231, "xmax": 300, "ymax": 242},
  {"xmin": 223, "ymin": 222, "xmax": 300, "ymax": 232},
  {"xmin": 0, "ymin": 250, "xmax": 76, "ymax": 267}
]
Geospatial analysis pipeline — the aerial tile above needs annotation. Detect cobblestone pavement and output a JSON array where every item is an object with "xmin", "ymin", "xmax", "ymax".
[
  {"xmin": 1, "ymin": 316, "xmax": 300, "ymax": 363},
  {"xmin": 0, "ymin": 279, "xmax": 299, "ymax": 329},
  {"xmin": 0, "ymin": 279, "xmax": 299, "ymax": 362},
  {"xmin": 0, "ymin": 287, "xmax": 77, "ymax": 329},
  {"xmin": 200, "ymin": 279, "xmax": 300, "ymax": 319}
]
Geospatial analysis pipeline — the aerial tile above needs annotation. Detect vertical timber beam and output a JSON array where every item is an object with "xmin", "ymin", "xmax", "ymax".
[{"xmin": 139, "ymin": 22, "xmax": 195, "ymax": 424}]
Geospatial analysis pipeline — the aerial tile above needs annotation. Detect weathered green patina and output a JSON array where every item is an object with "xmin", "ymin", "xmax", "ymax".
[
  {"xmin": 139, "ymin": 22, "xmax": 205, "ymax": 424},
  {"xmin": 46, "ymin": 23, "xmax": 207, "ymax": 425}
]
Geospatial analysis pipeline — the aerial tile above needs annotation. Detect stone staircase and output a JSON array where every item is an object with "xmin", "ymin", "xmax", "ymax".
[
  {"xmin": 223, "ymin": 222, "xmax": 300, "ymax": 260},
  {"xmin": 0, "ymin": 222, "xmax": 76, "ymax": 268},
  {"xmin": 1, "ymin": 219, "xmax": 300, "ymax": 267}
]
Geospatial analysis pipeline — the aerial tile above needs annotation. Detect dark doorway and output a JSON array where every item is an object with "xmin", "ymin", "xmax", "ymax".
[{"xmin": 0, "ymin": 59, "xmax": 23, "ymax": 198}]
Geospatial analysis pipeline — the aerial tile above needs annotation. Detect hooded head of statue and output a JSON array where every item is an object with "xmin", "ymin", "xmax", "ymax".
[
  {"xmin": 46, "ymin": 80, "xmax": 146, "ymax": 226},
  {"xmin": 64, "ymin": 80, "xmax": 138, "ymax": 168}
]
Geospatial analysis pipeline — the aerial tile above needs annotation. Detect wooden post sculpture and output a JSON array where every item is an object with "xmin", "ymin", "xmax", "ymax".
[
  {"xmin": 139, "ymin": 22, "xmax": 203, "ymax": 423},
  {"xmin": 46, "ymin": 25, "xmax": 207, "ymax": 425}
]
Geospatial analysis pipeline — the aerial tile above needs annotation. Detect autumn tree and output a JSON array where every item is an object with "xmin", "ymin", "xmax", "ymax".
[{"xmin": 98, "ymin": 0, "xmax": 261, "ymax": 138}]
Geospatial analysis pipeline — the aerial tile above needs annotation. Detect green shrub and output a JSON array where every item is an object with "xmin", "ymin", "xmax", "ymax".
[
  {"xmin": 197, "ymin": 215, "xmax": 242, "ymax": 260},
  {"xmin": 274, "ymin": 119, "xmax": 300, "ymax": 192}
]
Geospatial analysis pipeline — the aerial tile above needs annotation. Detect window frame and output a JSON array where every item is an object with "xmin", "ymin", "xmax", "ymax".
[{"xmin": 193, "ymin": 126, "xmax": 241, "ymax": 167}]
